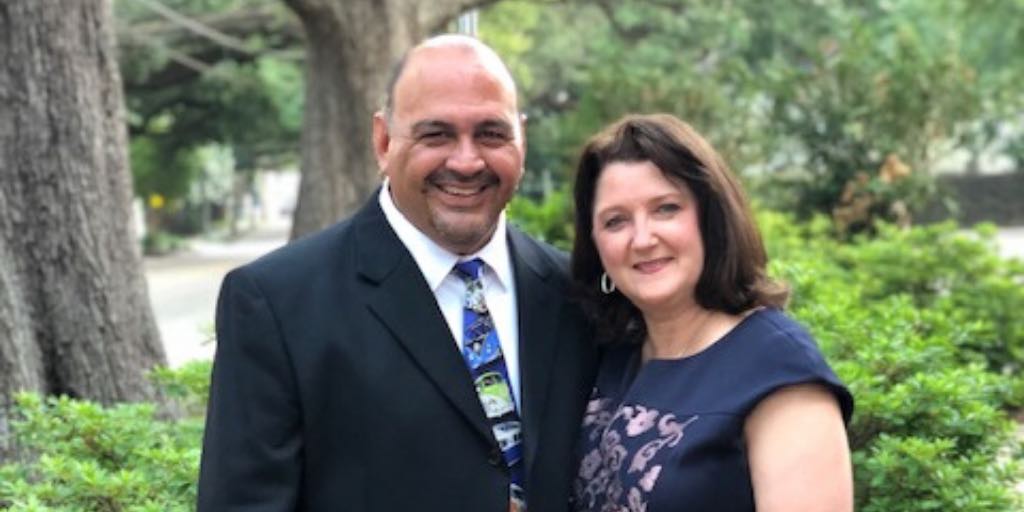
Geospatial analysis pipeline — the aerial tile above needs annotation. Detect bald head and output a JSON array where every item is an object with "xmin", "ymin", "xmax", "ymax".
[{"xmin": 382, "ymin": 34, "xmax": 519, "ymax": 120}]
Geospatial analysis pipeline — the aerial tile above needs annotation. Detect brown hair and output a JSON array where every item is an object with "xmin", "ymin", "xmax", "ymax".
[{"xmin": 571, "ymin": 114, "xmax": 788, "ymax": 344}]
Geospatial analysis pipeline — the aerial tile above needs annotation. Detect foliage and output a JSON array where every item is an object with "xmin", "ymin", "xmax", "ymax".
[
  {"xmin": 762, "ymin": 212, "xmax": 1024, "ymax": 510},
  {"xmin": 756, "ymin": 0, "xmax": 987, "ymax": 223},
  {"xmin": 142, "ymin": 230, "xmax": 188, "ymax": 256},
  {"xmin": 115, "ymin": 0, "xmax": 302, "ymax": 219},
  {"xmin": 130, "ymin": 137, "xmax": 201, "ymax": 204},
  {"xmin": 483, "ymin": 0, "xmax": 768, "ymax": 179},
  {"xmin": 507, "ymin": 188, "xmax": 573, "ymax": 250},
  {"xmin": 150, "ymin": 361, "xmax": 214, "ymax": 419},
  {"xmin": 0, "ymin": 362, "xmax": 211, "ymax": 511},
  {"xmin": 481, "ymin": 0, "xmax": 1024, "ymax": 226}
]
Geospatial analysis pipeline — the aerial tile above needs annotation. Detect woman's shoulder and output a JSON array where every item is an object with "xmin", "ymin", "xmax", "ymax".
[
  {"xmin": 722, "ymin": 308, "xmax": 854, "ymax": 422},
  {"xmin": 729, "ymin": 308, "xmax": 825, "ymax": 361}
]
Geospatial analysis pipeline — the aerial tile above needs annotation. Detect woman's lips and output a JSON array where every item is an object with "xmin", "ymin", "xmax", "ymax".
[{"xmin": 633, "ymin": 257, "xmax": 672, "ymax": 274}]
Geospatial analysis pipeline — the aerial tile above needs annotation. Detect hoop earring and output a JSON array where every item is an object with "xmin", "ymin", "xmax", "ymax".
[{"xmin": 600, "ymin": 272, "xmax": 616, "ymax": 294}]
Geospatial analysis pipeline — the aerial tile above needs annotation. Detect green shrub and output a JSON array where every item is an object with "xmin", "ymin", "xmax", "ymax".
[
  {"xmin": 855, "ymin": 435, "xmax": 1021, "ymax": 512},
  {"xmin": 0, "ymin": 364, "xmax": 210, "ymax": 511},
  {"xmin": 769, "ymin": 214, "xmax": 1024, "ymax": 374},
  {"xmin": 762, "ymin": 211, "xmax": 1024, "ymax": 509},
  {"xmin": 508, "ymin": 188, "xmax": 573, "ymax": 250},
  {"xmin": 149, "ymin": 361, "xmax": 213, "ymax": 419},
  {"xmin": 141, "ymin": 231, "xmax": 186, "ymax": 257}
]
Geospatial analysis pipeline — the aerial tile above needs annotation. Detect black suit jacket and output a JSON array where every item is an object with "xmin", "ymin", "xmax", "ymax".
[{"xmin": 197, "ymin": 196, "xmax": 597, "ymax": 511}]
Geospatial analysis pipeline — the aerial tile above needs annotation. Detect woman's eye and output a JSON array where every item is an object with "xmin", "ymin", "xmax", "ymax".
[
  {"xmin": 656, "ymin": 203, "xmax": 681, "ymax": 214},
  {"xmin": 603, "ymin": 217, "xmax": 625, "ymax": 230}
]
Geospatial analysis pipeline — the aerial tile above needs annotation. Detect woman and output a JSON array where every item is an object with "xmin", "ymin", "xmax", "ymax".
[{"xmin": 570, "ymin": 114, "xmax": 854, "ymax": 511}]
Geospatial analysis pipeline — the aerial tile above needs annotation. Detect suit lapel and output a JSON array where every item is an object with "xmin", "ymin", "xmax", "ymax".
[
  {"xmin": 509, "ymin": 228, "xmax": 565, "ymax": 478},
  {"xmin": 354, "ymin": 199, "xmax": 494, "ymax": 445}
]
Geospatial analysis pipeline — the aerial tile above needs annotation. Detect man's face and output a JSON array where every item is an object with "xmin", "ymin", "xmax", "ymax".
[{"xmin": 373, "ymin": 46, "xmax": 525, "ymax": 255}]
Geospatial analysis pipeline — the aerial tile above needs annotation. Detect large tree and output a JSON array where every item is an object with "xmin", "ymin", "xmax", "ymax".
[
  {"xmin": 0, "ymin": 0, "xmax": 168, "ymax": 441},
  {"xmin": 283, "ymin": 0, "xmax": 498, "ymax": 239}
]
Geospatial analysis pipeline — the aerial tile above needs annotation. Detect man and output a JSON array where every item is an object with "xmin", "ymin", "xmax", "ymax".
[{"xmin": 197, "ymin": 35, "xmax": 597, "ymax": 511}]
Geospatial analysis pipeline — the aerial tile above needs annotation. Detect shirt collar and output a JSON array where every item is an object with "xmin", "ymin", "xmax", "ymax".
[{"xmin": 378, "ymin": 179, "xmax": 513, "ymax": 292}]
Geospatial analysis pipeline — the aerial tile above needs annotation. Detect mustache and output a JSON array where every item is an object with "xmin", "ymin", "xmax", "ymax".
[{"xmin": 427, "ymin": 169, "xmax": 500, "ymax": 187}]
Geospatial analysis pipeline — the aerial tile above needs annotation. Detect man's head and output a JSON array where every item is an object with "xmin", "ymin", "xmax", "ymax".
[{"xmin": 373, "ymin": 35, "xmax": 525, "ymax": 255}]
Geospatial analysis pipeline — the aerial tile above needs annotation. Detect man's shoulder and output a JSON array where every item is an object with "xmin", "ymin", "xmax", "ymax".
[
  {"xmin": 507, "ymin": 225, "xmax": 570, "ymax": 279},
  {"xmin": 228, "ymin": 214, "xmax": 365, "ymax": 292}
]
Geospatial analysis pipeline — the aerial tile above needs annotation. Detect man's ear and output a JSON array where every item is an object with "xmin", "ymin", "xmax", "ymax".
[
  {"xmin": 372, "ymin": 112, "xmax": 391, "ymax": 171},
  {"xmin": 518, "ymin": 112, "xmax": 528, "ymax": 157}
]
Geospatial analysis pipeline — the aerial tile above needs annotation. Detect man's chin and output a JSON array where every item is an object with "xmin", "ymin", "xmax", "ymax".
[{"xmin": 431, "ymin": 215, "xmax": 498, "ymax": 254}]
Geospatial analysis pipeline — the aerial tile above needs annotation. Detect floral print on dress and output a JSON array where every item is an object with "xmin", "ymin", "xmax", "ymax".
[{"xmin": 574, "ymin": 392, "xmax": 698, "ymax": 512}]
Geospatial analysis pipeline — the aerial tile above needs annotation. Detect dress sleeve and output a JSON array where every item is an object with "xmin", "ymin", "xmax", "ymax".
[
  {"xmin": 737, "ymin": 311, "xmax": 854, "ymax": 424},
  {"xmin": 197, "ymin": 267, "xmax": 303, "ymax": 511}
]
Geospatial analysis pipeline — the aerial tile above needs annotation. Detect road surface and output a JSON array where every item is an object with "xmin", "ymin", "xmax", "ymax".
[{"xmin": 145, "ymin": 226, "xmax": 287, "ymax": 366}]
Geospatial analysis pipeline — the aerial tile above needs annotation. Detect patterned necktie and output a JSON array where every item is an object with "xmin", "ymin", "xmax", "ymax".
[{"xmin": 453, "ymin": 258, "xmax": 526, "ymax": 512}]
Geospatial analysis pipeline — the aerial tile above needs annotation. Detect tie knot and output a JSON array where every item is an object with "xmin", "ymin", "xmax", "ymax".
[{"xmin": 453, "ymin": 258, "xmax": 485, "ymax": 282}]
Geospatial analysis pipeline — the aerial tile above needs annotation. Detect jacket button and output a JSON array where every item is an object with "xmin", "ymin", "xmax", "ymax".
[{"xmin": 488, "ymin": 448, "xmax": 503, "ymax": 467}]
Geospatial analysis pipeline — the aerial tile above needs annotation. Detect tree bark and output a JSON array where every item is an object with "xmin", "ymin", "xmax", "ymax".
[
  {"xmin": 283, "ymin": 0, "xmax": 498, "ymax": 239},
  {"xmin": 0, "ymin": 0, "xmax": 168, "ymax": 421}
]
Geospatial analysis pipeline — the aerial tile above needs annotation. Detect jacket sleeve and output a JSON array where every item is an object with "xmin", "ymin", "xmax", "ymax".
[{"xmin": 197, "ymin": 267, "xmax": 303, "ymax": 511}]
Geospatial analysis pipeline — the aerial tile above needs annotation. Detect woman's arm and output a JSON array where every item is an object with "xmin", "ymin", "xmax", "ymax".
[{"xmin": 745, "ymin": 383, "xmax": 853, "ymax": 512}]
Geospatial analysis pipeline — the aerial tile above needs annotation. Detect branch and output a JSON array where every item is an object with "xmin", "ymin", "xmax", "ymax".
[
  {"xmin": 121, "ymin": 4, "xmax": 301, "ymax": 45},
  {"xmin": 128, "ymin": 0, "xmax": 260, "ymax": 55},
  {"xmin": 592, "ymin": 0, "xmax": 688, "ymax": 43}
]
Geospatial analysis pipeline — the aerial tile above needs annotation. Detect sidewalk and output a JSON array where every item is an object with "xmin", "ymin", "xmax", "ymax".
[
  {"xmin": 145, "ymin": 224, "xmax": 288, "ymax": 366},
  {"xmin": 995, "ymin": 227, "xmax": 1024, "ymax": 260}
]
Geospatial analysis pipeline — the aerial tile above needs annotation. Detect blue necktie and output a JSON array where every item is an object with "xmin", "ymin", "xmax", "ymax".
[{"xmin": 453, "ymin": 258, "xmax": 526, "ymax": 511}]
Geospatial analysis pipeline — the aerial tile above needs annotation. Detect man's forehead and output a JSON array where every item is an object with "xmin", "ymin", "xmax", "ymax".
[
  {"xmin": 405, "ymin": 50, "xmax": 513, "ymax": 88},
  {"xmin": 409, "ymin": 118, "xmax": 515, "ymax": 132},
  {"xmin": 392, "ymin": 64, "xmax": 518, "ymax": 123}
]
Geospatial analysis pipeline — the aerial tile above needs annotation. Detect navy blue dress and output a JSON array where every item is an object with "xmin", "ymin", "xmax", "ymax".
[{"xmin": 572, "ymin": 308, "xmax": 853, "ymax": 512}]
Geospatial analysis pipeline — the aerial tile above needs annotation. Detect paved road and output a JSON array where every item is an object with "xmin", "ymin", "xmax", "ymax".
[
  {"xmin": 996, "ymin": 227, "xmax": 1024, "ymax": 260},
  {"xmin": 145, "ymin": 225, "xmax": 287, "ymax": 367},
  {"xmin": 145, "ymin": 225, "xmax": 1024, "ymax": 367}
]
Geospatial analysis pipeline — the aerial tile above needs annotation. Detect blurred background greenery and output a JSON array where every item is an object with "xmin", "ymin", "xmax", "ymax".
[{"xmin": 112, "ymin": 0, "xmax": 1023, "ymax": 245}]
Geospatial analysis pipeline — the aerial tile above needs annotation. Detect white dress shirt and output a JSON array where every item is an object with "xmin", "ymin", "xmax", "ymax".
[{"xmin": 378, "ymin": 182, "xmax": 522, "ymax": 410}]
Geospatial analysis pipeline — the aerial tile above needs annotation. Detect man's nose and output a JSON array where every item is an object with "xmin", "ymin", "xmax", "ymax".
[{"xmin": 446, "ymin": 136, "xmax": 485, "ymax": 174}]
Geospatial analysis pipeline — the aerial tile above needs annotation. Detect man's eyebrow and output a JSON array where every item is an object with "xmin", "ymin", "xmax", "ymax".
[
  {"xmin": 476, "ymin": 119, "xmax": 514, "ymax": 132},
  {"xmin": 410, "ymin": 120, "xmax": 454, "ymax": 133}
]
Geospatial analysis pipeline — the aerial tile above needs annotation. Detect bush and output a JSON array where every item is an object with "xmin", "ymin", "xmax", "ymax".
[
  {"xmin": 0, "ymin": 363, "xmax": 210, "ymax": 511},
  {"xmin": 508, "ymin": 188, "xmax": 573, "ymax": 250},
  {"xmin": 762, "ymin": 211, "xmax": 1024, "ymax": 510},
  {"xmin": 141, "ymin": 231, "xmax": 187, "ymax": 257}
]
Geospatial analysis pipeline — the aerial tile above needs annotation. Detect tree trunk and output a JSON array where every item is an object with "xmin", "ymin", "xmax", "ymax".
[
  {"xmin": 0, "ymin": 0, "xmax": 168, "ymax": 422},
  {"xmin": 284, "ymin": 0, "xmax": 498, "ymax": 239}
]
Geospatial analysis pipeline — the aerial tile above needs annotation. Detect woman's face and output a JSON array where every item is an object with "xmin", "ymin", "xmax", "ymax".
[{"xmin": 591, "ymin": 160, "xmax": 704, "ymax": 317}]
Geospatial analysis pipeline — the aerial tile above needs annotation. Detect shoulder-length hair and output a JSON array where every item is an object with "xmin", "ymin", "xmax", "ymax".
[{"xmin": 570, "ymin": 113, "xmax": 788, "ymax": 344}]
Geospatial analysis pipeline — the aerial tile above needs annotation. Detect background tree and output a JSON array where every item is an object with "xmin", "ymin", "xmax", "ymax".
[
  {"xmin": 0, "ymin": 0, "xmax": 168, "ymax": 450},
  {"xmin": 483, "ymin": 0, "xmax": 1023, "ymax": 231},
  {"xmin": 282, "ymin": 0, "xmax": 499, "ymax": 239},
  {"xmin": 115, "ymin": 0, "xmax": 304, "ymax": 237}
]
